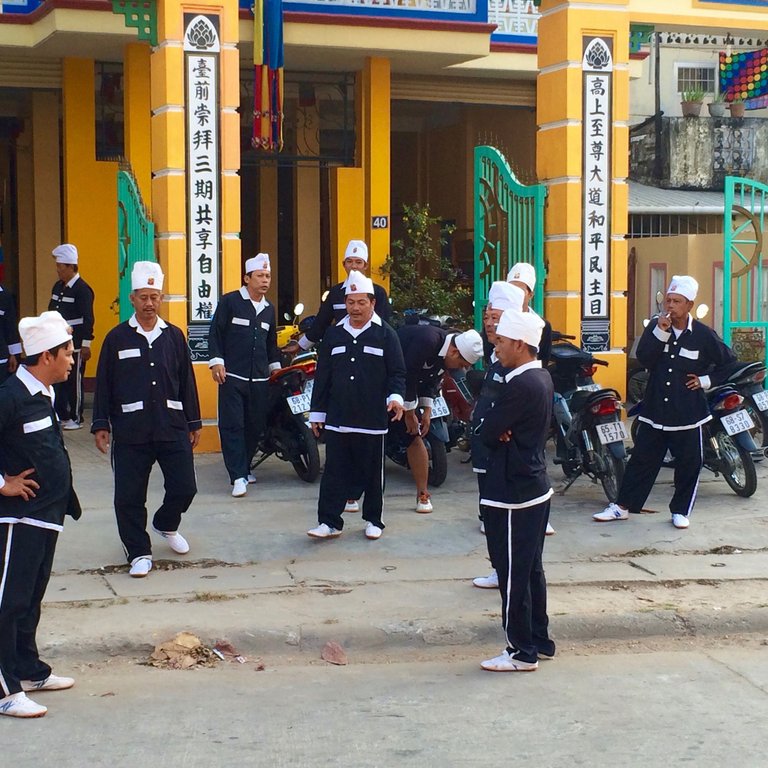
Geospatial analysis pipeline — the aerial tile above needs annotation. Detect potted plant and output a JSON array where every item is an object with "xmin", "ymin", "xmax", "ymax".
[
  {"xmin": 728, "ymin": 96, "xmax": 746, "ymax": 119},
  {"xmin": 708, "ymin": 92, "xmax": 727, "ymax": 118},
  {"xmin": 680, "ymin": 89, "xmax": 706, "ymax": 117}
]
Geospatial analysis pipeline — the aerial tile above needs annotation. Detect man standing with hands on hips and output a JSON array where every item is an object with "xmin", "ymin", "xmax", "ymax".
[
  {"xmin": 208, "ymin": 253, "xmax": 281, "ymax": 498},
  {"xmin": 477, "ymin": 307, "xmax": 554, "ymax": 672},
  {"xmin": 594, "ymin": 275, "xmax": 735, "ymax": 529},
  {"xmin": 92, "ymin": 262, "xmax": 201, "ymax": 578},
  {"xmin": 48, "ymin": 244, "xmax": 95, "ymax": 429},
  {"xmin": 307, "ymin": 271, "xmax": 405, "ymax": 540},
  {"xmin": 0, "ymin": 311, "xmax": 81, "ymax": 718}
]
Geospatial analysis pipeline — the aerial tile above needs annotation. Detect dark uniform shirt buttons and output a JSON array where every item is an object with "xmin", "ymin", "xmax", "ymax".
[
  {"xmin": 350, "ymin": 376, "xmax": 354, "ymax": 380},
  {"xmin": 664, "ymin": 397, "xmax": 669, "ymax": 402},
  {"xmin": 350, "ymin": 357, "xmax": 355, "ymax": 362},
  {"xmin": 150, "ymin": 362, "xmax": 155, "ymax": 367},
  {"xmin": 152, "ymin": 381, "xmax": 156, "ymax": 385}
]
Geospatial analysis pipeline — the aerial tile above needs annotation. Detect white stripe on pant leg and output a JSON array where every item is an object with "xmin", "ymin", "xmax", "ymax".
[
  {"xmin": 379, "ymin": 434, "xmax": 385, "ymax": 524},
  {"xmin": 74, "ymin": 351, "xmax": 83, "ymax": 422},
  {"xmin": 503, "ymin": 510, "xmax": 514, "ymax": 651},
  {"xmin": 685, "ymin": 426, "xmax": 703, "ymax": 518},
  {"xmin": 0, "ymin": 524, "xmax": 15, "ymax": 696}
]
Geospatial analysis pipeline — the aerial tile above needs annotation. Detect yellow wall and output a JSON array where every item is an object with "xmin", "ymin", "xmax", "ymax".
[{"xmin": 62, "ymin": 58, "xmax": 119, "ymax": 369}]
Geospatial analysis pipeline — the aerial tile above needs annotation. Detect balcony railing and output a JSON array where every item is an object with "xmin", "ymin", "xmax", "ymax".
[{"xmin": 488, "ymin": 0, "xmax": 538, "ymax": 44}]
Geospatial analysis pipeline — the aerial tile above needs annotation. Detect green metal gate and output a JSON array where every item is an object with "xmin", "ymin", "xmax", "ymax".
[
  {"xmin": 723, "ymin": 176, "xmax": 768, "ymax": 362},
  {"xmin": 473, "ymin": 145, "xmax": 547, "ymax": 331},
  {"xmin": 117, "ymin": 168, "xmax": 156, "ymax": 321}
]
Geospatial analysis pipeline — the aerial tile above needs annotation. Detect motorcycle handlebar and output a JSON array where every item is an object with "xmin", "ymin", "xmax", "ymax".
[{"xmin": 551, "ymin": 331, "xmax": 576, "ymax": 341}]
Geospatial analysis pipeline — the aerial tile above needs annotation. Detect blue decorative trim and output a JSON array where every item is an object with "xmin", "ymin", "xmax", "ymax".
[
  {"xmin": 0, "ymin": 0, "xmax": 42, "ymax": 13},
  {"xmin": 698, "ymin": 0, "xmax": 768, "ymax": 6},
  {"xmin": 280, "ymin": 2, "xmax": 485, "ymax": 23},
  {"xmin": 490, "ymin": 33, "xmax": 537, "ymax": 45}
]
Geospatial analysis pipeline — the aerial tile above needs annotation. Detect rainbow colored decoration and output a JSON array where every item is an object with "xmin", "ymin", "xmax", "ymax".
[
  {"xmin": 720, "ymin": 49, "xmax": 768, "ymax": 111},
  {"xmin": 252, "ymin": 0, "xmax": 284, "ymax": 152}
]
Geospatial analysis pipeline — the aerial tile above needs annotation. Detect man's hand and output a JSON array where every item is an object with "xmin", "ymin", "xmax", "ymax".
[
  {"xmin": 0, "ymin": 468, "xmax": 39, "ymax": 500},
  {"xmin": 94, "ymin": 429, "xmax": 110, "ymax": 454},
  {"xmin": 404, "ymin": 410, "xmax": 420, "ymax": 436},
  {"xmin": 282, "ymin": 340, "xmax": 300, "ymax": 356},
  {"xmin": 499, "ymin": 429, "xmax": 513, "ymax": 443},
  {"xmin": 189, "ymin": 429, "xmax": 201, "ymax": 449},
  {"xmin": 81, "ymin": 347, "xmax": 92, "ymax": 362},
  {"xmin": 686, "ymin": 374, "xmax": 702, "ymax": 391},
  {"xmin": 420, "ymin": 406, "xmax": 432, "ymax": 438},
  {"xmin": 310, "ymin": 421, "xmax": 323, "ymax": 438},
  {"xmin": 657, "ymin": 313, "xmax": 672, "ymax": 332},
  {"xmin": 7, "ymin": 354, "xmax": 17, "ymax": 373},
  {"xmin": 388, "ymin": 401, "xmax": 404, "ymax": 422},
  {"xmin": 211, "ymin": 364, "xmax": 226, "ymax": 384}
]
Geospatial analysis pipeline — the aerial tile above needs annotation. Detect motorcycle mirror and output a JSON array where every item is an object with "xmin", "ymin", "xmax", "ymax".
[
  {"xmin": 321, "ymin": 291, "xmax": 329, "ymax": 302},
  {"xmin": 283, "ymin": 312, "xmax": 291, "ymax": 321},
  {"xmin": 294, "ymin": 302, "xmax": 304, "ymax": 316},
  {"xmin": 695, "ymin": 303, "xmax": 710, "ymax": 320}
]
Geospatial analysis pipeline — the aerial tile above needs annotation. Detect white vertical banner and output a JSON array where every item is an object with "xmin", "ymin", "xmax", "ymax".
[
  {"xmin": 581, "ymin": 36, "xmax": 613, "ymax": 353},
  {"xmin": 184, "ymin": 14, "xmax": 221, "ymax": 361}
]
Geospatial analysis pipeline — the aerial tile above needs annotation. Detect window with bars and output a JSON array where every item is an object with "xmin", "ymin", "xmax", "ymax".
[
  {"xmin": 628, "ymin": 214, "xmax": 723, "ymax": 238},
  {"xmin": 676, "ymin": 64, "xmax": 717, "ymax": 96}
]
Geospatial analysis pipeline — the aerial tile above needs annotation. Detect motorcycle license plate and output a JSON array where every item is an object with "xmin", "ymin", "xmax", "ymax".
[
  {"xmin": 595, "ymin": 421, "xmax": 629, "ymax": 445},
  {"xmin": 287, "ymin": 393, "xmax": 311, "ymax": 415},
  {"xmin": 431, "ymin": 396, "xmax": 450, "ymax": 419},
  {"xmin": 753, "ymin": 390, "xmax": 768, "ymax": 411},
  {"xmin": 721, "ymin": 409, "xmax": 755, "ymax": 436},
  {"xmin": 577, "ymin": 383, "xmax": 601, "ymax": 392}
]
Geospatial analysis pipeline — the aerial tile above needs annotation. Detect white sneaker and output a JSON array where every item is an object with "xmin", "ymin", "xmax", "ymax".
[
  {"xmin": 0, "ymin": 692, "xmax": 47, "ymax": 718},
  {"xmin": 479, "ymin": 520, "xmax": 485, "ymax": 535},
  {"xmin": 152, "ymin": 526, "xmax": 190, "ymax": 554},
  {"xmin": 21, "ymin": 674, "xmax": 75, "ymax": 692},
  {"xmin": 61, "ymin": 419, "xmax": 82, "ymax": 431},
  {"xmin": 473, "ymin": 571, "xmax": 499, "ymax": 589},
  {"xmin": 232, "ymin": 478, "xmax": 248, "ymax": 497},
  {"xmin": 672, "ymin": 514, "xmax": 690, "ymax": 529},
  {"xmin": 307, "ymin": 523, "xmax": 342, "ymax": 539},
  {"xmin": 593, "ymin": 502, "xmax": 629, "ymax": 522},
  {"xmin": 246, "ymin": 473, "xmax": 257, "ymax": 484},
  {"xmin": 481, "ymin": 649, "xmax": 538, "ymax": 672},
  {"xmin": 416, "ymin": 492, "xmax": 433, "ymax": 513},
  {"xmin": 545, "ymin": 522, "xmax": 556, "ymax": 536},
  {"xmin": 344, "ymin": 500, "xmax": 360, "ymax": 513},
  {"xmin": 129, "ymin": 557, "xmax": 153, "ymax": 578},
  {"xmin": 365, "ymin": 522, "xmax": 383, "ymax": 540}
]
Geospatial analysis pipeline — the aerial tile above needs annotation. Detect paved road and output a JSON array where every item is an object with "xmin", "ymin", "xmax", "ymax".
[{"xmin": 5, "ymin": 639, "xmax": 768, "ymax": 767}]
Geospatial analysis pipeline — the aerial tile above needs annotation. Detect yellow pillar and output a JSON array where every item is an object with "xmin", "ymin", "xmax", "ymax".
[
  {"xmin": 124, "ymin": 43, "xmax": 153, "ymax": 207},
  {"xmin": 537, "ymin": 0, "xmax": 629, "ymax": 396},
  {"xmin": 151, "ymin": 0, "xmax": 241, "ymax": 452}
]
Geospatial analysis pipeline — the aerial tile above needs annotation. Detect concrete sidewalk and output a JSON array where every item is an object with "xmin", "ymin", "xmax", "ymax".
[{"xmin": 40, "ymin": 427, "xmax": 768, "ymax": 662}]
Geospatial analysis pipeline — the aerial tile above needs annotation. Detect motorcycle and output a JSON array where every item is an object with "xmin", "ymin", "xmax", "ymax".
[
  {"xmin": 718, "ymin": 359, "xmax": 768, "ymax": 451},
  {"xmin": 628, "ymin": 382, "xmax": 758, "ymax": 498},
  {"xmin": 250, "ymin": 351, "xmax": 321, "ymax": 483},
  {"xmin": 440, "ymin": 369, "xmax": 475, "ymax": 452},
  {"xmin": 548, "ymin": 333, "xmax": 628, "ymax": 502}
]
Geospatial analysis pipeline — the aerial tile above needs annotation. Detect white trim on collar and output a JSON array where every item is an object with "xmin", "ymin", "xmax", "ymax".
[
  {"xmin": 65, "ymin": 274, "xmax": 81, "ymax": 289},
  {"xmin": 16, "ymin": 365, "xmax": 54, "ymax": 399},
  {"xmin": 504, "ymin": 359, "xmax": 542, "ymax": 382},
  {"xmin": 340, "ymin": 313, "xmax": 382, "ymax": 335},
  {"xmin": 128, "ymin": 313, "xmax": 168, "ymax": 330}
]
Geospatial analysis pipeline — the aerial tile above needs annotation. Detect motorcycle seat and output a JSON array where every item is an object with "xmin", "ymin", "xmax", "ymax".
[
  {"xmin": 723, "ymin": 361, "xmax": 764, "ymax": 381},
  {"xmin": 568, "ymin": 387, "xmax": 620, "ymax": 413},
  {"xmin": 550, "ymin": 343, "xmax": 593, "ymax": 362}
]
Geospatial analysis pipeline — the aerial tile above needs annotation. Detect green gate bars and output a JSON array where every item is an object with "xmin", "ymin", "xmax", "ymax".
[{"xmin": 473, "ymin": 145, "xmax": 547, "ymax": 332}]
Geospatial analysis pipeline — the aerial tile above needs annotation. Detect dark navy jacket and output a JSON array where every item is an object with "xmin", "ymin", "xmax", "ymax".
[
  {"xmin": 309, "ymin": 315, "xmax": 405, "ymax": 434},
  {"xmin": 0, "ymin": 368, "xmax": 80, "ymax": 529},
  {"xmin": 479, "ymin": 362, "xmax": 554, "ymax": 509},
  {"xmin": 92, "ymin": 316, "xmax": 202, "ymax": 444},
  {"xmin": 396, "ymin": 324, "xmax": 451, "ymax": 409},
  {"xmin": 471, "ymin": 354, "xmax": 511, "ymax": 473},
  {"xmin": 303, "ymin": 281, "xmax": 390, "ymax": 346},
  {"xmin": 0, "ymin": 285, "xmax": 21, "ymax": 370},
  {"xmin": 49, "ymin": 274, "xmax": 95, "ymax": 351},
  {"xmin": 208, "ymin": 288, "xmax": 281, "ymax": 382},
  {"xmin": 637, "ymin": 316, "xmax": 736, "ymax": 430}
]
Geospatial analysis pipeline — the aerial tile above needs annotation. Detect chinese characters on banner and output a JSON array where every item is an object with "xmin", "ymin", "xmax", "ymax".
[
  {"xmin": 581, "ymin": 37, "xmax": 613, "ymax": 353},
  {"xmin": 184, "ymin": 14, "xmax": 221, "ymax": 362}
]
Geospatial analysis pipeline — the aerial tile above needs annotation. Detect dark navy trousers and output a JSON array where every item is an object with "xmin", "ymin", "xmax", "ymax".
[
  {"xmin": 218, "ymin": 378, "xmax": 269, "ymax": 483},
  {"xmin": 53, "ymin": 348, "xmax": 85, "ymax": 424}
]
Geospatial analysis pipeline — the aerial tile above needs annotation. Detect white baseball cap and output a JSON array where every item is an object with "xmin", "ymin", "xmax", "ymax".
[
  {"xmin": 52, "ymin": 244, "xmax": 78, "ymax": 265},
  {"xmin": 344, "ymin": 270, "xmax": 374, "ymax": 296},
  {"xmin": 245, "ymin": 253, "xmax": 271, "ymax": 273},
  {"xmin": 131, "ymin": 261, "xmax": 164, "ymax": 291},
  {"xmin": 344, "ymin": 240, "xmax": 369, "ymax": 263},
  {"xmin": 454, "ymin": 330, "xmax": 483, "ymax": 365},
  {"xmin": 488, "ymin": 281, "xmax": 525, "ymax": 312},
  {"xmin": 19, "ymin": 311, "xmax": 73, "ymax": 356},
  {"xmin": 667, "ymin": 275, "xmax": 698, "ymax": 302},
  {"xmin": 496, "ymin": 308, "xmax": 545, "ymax": 349},
  {"xmin": 506, "ymin": 262, "xmax": 536, "ymax": 292}
]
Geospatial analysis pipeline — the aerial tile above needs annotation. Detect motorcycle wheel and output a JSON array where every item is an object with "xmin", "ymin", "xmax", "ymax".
[
  {"xmin": 716, "ymin": 431, "xmax": 757, "ymax": 498},
  {"xmin": 426, "ymin": 432, "xmax": 448, "ymax": 488},
  {"xmin": 594, "ymin": 441, "xmax": 626, "ymax": 503},
  {"xmin": 627, "ymin": 368, "xmax": 649, "ymax": 405},
  {"xmin": 290, "ymin": 425, "xmax": 321, "ymax": 483}
]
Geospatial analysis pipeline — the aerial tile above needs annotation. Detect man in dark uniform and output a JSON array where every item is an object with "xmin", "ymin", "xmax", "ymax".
[
  {"xmin": 208, "ymin": 253, "xmax": 281, "ymax": 498},
  {"xmin": 92, "ymin": 262, "xmax": 201, "ymax": 578},
  {"xmin": 394, "ymin": 324, "xmax": 483, "ymax": 513},
  {"xmin": 594, "ymin": 275, "xmax": 735, "ymax": 529},
  {"xmin": 287, "ymin": 239, "xmax": 390, "ymax": 356},
  {"xmin": 0, "ymin": 282, "xmax": 21, "ymax": 384},
  {"xmin": 0, "ymin": 311, "xmax": 80, "ymax": 718},
  {"xmin": 48, "ymin": 244, "xmax": 95, "ymax": 430},
  {"xmin": 507, "ymin": 261, "xmax": 552, "ymax": 366},
  {"xmin": 307, "ymin": 271, "xmax": 405, "ymax": 540},
  {"xmin": 478, "ymin": 308, "xmax": 554, "ymax": 672}
]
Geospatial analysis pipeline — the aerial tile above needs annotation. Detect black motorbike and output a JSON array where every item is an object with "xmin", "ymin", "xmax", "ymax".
[
  {"xmin": 628, "ymin": 382, "xmax": 758, "ymax": 498},
  {"xmin": 250, "ymin": 352, "xmax": 321, "ymax": 482},
  {"xmin": 718, "ymin": 359, "xmax": 768, "ymax": 451},
  {"xmin": 549, "ymin": 334, "xmax": 628, "ymax": 502}
]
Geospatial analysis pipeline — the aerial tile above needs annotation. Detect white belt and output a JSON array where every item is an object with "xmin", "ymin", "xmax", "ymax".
[
  {"xmin": 227, "ymin": 372, "xmax": 269, "ymax": 383},
  {"xmin": 68, "ymin": 318, "xmax": 84, "ymax": 326}
]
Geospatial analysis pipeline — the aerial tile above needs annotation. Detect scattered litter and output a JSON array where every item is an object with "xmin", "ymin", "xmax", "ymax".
[
  {"xmin": 321, "ymin": 641, "xmax": 348, "ymax": 666},
  {"xmin": 148, "ymin": 632, "xmax": 218, "ymax": 669},
  {"xmin": 254, "ymin": 660, "xmax": 266, "ymax": 671},
  {"xmin": 711, "ymin": 562, "xmax": 727, "ymax": 568},
  {"xmin": 213, "ymin": 640, "xmax": 247, "ymax": 664}
]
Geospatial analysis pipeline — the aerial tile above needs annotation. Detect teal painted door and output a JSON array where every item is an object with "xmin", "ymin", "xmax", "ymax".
[
  {"xmin": 117, "ymin": 169, "xmax": 156, "ymax": 321},
  {"xmin": 723, "ymin": 176, "xmax": 768, "ymax": 362},
  {"xmin": 473, "ymin": 145, "xmax": 547, "ymax": 332}
]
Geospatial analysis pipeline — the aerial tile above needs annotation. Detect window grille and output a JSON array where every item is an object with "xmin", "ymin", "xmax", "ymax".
[{"xmin": 676, "ymin": 64, "xmax": 716, "ymax": 95}]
